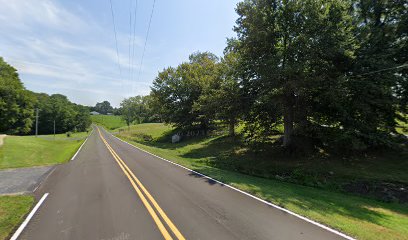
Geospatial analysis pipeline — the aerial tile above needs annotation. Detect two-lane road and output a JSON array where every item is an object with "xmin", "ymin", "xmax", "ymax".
[{"xmin": 18, "ymin": 126, "xmax": 349, "ymax": 239}]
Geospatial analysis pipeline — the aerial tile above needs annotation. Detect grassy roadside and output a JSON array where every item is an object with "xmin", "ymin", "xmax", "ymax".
[
  {"xmin": 0, "ymin": 131, "xmax": 89, "ymax": 239},
  {"xmin": 0, "ymin": 195, "xmax": 34, "ymax": 240},
  {"xmin": 91, "ymin": 115, "xmax": 126, "ymax": 130},
  {"xmin": 0, "ymin": 132, "xmax": 88, "ymax": 169},
  {"xmin": 115, "ymin": 123, "xmax": 408, "ymax": 240}
]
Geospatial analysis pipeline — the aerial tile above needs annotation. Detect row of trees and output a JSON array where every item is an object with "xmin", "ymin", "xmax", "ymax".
[
  {"xmin": 0, "ymin": 57, "xmax": 91, "ymax": 135},
  {"xmin": 148, "ymin": 0, "xmax": 407, "ymax": 151},
  {"xmin": 34, "ymin": 93, "xmax": 91, "ymax": 134}
]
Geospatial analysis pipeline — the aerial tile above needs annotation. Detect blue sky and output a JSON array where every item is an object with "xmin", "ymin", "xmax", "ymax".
[{"xmin": 0, "ymin": 0, "xmax": 240, "ymax": 107}]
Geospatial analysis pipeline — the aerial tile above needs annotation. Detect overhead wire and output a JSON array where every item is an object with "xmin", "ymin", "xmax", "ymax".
[
  {"xmin": 130, "ymin": 0, "xmax": 139, "ymax": 94},
  {"xmin": 136, "ymin": 0, "xmax": 156, "ymax": 86},
  {"xmin": 108, "ymin": 0, "xmax": 123, "ymax": 86},
  {"xmin": 128, "ymin": 0, "xmax": 133, "ymax": 78},
  {"xmin": 353, "ymin": 63, "xmax": 408, "ymax": 77}
]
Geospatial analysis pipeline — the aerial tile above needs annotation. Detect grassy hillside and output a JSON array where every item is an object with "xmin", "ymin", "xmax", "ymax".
[
  {"xmin": 115, "ymin": 124, "xmax": 408, "ymax": 184},
  {"xmin": 0, "ymin": 132, "xmax": 87, "ymax": 169},
  {"xmin": 0, "ymin": 195, "xmax": 33, "ymax": 240},
  {"xmin": 91, "ymin": 115, "xmax": 126, "ymax": 130},
  {"xmin": 115, "ymin": 123, "xmax": 408, "ymax": 240}
]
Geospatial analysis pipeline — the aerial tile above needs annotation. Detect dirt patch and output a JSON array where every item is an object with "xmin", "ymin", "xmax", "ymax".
[{"xmin": 0, "ymin": 134, "xmax": 6, "ymax": 147}]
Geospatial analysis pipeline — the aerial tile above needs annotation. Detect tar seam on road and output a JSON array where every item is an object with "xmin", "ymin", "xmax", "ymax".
[
  {"xmin": 71, "ymin": 128, "xmax": 93, "ymax": 161},
  {"xmin": 32, "ymin": 167, "xmax": 56, "ymax": 193},
  {"xmin": 10, "ymin": 193, "xmax": 49, "ymax": 240},
  {"xmin": 106, "ymin": 128, "xmax": 356, "ymax": 240},
  {"xmin": 97, "ymin": 127, "xmax": 185, "ymax": 240}
]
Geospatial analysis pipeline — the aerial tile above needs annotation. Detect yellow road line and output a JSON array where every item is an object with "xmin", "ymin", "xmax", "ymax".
[
  {"xmin": 98, "ymin": 129, "xmax": 172, "ymax": 240},
  {"xmin": 97, "ymin": 128, "xmax": 185, "ymax": 240},
  {"xmin": 105, "ymin": 137, "xmax": 186, "ymax": 240}
]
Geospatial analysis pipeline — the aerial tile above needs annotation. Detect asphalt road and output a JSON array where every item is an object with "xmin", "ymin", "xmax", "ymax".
[{"xmin": 18, "ymin": 126, "xmax": 348, "ymax": 240}]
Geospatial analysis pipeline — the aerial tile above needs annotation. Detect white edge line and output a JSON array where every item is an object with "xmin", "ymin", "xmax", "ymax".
[
  {"xmin": 70, "ymin": 128, "xmax": 93, "ymax": 161},
  {"xmin": 10, "ymin": 193, "xmax": 49, "ymax": 240},
  {"xmin": 105, "ymin": 128, "xmax": 356, "ymax": 240}
]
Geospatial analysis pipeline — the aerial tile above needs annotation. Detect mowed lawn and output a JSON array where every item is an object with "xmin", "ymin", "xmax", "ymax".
[
  {"xmin": 91, "ymin": 115, "xmax": 126, "ymax": 130},
  {"xmin": 0, "ymin": 132, "xmax": 88, "ymax": 239},
  {"xmin": 0, "ymin": 195, "xmax": 33, "ymax": 240},
  {"xmin": 0, "ymin": 132, "xmax": 87, "ymax": 169},
  {"xmin": 115, "ymin": 123, "xmax": 408, "ymax": 240}
]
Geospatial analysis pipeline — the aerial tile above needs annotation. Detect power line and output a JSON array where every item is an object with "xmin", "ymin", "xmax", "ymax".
[
  {"xmin": 136, "ymin": 0, "xmax": 156, "ymax": 85},
  {"xmin": 128, "ymin": 0, "xmax": 133, "ymax": 77},
  {"xmin": 130, "ymin": 0, "xmax": 139, "ymax": 94},
  {"xmin": 354, "ymin": 63, "xmax": 408, "ymax": 77},
  {"xmin": 108, "ymin": 0, "xmax": 122, "ymax": 83}
]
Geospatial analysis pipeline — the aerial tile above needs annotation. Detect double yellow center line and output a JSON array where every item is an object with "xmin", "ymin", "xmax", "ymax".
[{"xmin": 97, "ymin": 127, "xmax": 185, "ymax": 240}]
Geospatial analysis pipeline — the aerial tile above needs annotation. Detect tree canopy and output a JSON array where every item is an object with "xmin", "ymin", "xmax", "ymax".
[
  {"xmin": 151, "ymin": 52, "xmax": 221, "ymax": 133},
  {"xmin": 34, "ymin": 93, "xmax": 91, "ymax": 134},
  {"xmin": 0, "ymin": 57, "xmax": 91, "ymax": 135},
  {"xmin": 120, "ymin": 95, "xmax": 157, "ymax": 128},
  {"xmin": 94, "ymin": 101, "xmax": 113, "ymax": 115},
  {"xmin": 0, "ymin": 57, "xmax": 35, "ymax": 134},
  {"xmin": 148, "ymin": 0, "xmax": 407, "ymax": 152}
]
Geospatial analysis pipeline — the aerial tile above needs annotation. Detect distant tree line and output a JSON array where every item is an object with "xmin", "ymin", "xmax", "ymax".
[
  {"xmin": 0, "ymin": 57, "xmax": 91, "ymax": 135},
  {"xmin": 148, "ymin": 0, "xmax": 407, "ymax": 151}
]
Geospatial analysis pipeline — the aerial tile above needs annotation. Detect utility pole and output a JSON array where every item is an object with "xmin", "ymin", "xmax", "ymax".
[
  {"xmin": 53, "ymin": 120, "xmax": 56, "ymax": 140},
  {"xmin": 35, "ymin": 108, "xmax": 39, "ymax": 137}
]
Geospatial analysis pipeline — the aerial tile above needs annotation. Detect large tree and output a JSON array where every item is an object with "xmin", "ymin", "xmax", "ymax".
[
  {"xmin": 0, "ymin": 57, "xmax": 35, "ymax": 134},
  {"xmin": 95, "ymin": 101, "xmax": 113, "ymax": 115},
  {"xmin": 234, "ymin": 0, "xmax": 355, "ymax": 147},
  {"xmin": 335, "ymin": 0, "xmax": 408, "ymax": 149},
  {"xmin": 121, "ymin": 96, "xmax": 142, "ymax": 129},
  {"xmin": 151, "ymin": 52, "xmax": 220, "ymax": 133},
  {"xmin": 195, "ymin": 49, "xmax": 243, "ymax": 136}
]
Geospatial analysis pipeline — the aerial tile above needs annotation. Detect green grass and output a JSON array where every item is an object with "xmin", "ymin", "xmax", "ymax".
[
  {"xmin": 0, "ymin": 195, "xmax": 34, "ymax": 240},
  {"xmin": 0, "ymin": 133, "xmax": 87, "ymax": 169},
  {"xmin": 91, "ymin": 115, "xmax": 127, "ymax": 130},
  {"xmin": 115, "ymin": 123, "xmax": 408, "ymax": 240},
  {"xmin": 38, "ymin": 131, "xmax": 89, "ymax": 139},
  {"xmin": 117, "ymin": 123, "xmax": 173, "ymax": 139}
]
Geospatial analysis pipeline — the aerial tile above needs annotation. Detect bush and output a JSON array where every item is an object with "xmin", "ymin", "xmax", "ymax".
[{"xmin": 66, "ymin": 131, "xmax": 72, "ymax": 137}]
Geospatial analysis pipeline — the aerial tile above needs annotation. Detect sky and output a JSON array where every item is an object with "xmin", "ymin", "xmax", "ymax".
[{"xmin": 0, "ymin": 0, "xmax": 240, "ymax": 107}]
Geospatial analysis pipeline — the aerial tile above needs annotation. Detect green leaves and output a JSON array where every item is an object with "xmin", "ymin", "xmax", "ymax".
[
  {"xmin": 146, "ymin": 0, "xmax": 406, "ymax": 151},
  {"xmin": 120, "ymin": 95, "xmax": 155, "ymax": 127},
  {"xmin": 95, "ymin": 101, "xmax": 113, "ymax": 115},
  {"xmin": 150, "ymin": 52, "xmax": 222, "ymax": 132},
  {"xmin": 0, "ymin": 57, "xmax": 35, "ymax": 134},
  {"xmin": 232, "ymin": 0, "xmax": 407, "ymax": 150},
  {"xmin": 0, "ymin": 57, "xmax": 91, "ymax": 134},
  {"xmin": 34, "ymin": 93, "xmax": 91, "ymax": 134}
]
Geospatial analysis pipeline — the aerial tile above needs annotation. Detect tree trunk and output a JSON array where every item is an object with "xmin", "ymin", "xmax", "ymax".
[{"xmin": 283, "ymin": 95, "xmax": 294, "ymax": 147}]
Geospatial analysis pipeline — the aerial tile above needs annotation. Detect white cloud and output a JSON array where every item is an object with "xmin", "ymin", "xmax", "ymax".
[
  {"xmin": 0, "ymin": 0, "xmax": 87, "ymax": 33},
  {"xmin": 0, "ymin": 0, "xmax": 153, "ymax": 106}
]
